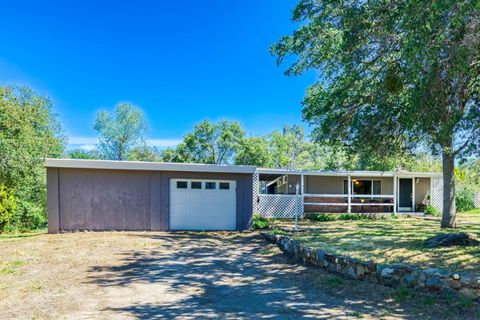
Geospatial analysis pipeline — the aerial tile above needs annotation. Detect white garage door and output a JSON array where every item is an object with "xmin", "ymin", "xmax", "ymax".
[{"xmin": 169, "ymin": 179, "xmax": 237, "ymax": 230}]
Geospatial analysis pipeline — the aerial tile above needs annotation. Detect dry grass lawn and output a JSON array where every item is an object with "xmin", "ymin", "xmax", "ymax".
[
  {"xmin": 272, "ymin": 214, "xmax": 480, "ymax": 274},
  {"xmin": 1, "ymin": 230, "xmax": 480, "ymax": 319}
]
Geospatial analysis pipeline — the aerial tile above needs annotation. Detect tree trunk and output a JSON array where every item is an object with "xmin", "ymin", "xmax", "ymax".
[{"xmin": 440, "ymin": 150, "xmax": 456, "ymax": 228}]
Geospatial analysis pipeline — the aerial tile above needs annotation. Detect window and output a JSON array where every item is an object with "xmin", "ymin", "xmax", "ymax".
[
  {"xmin": 219, "ymin": 182, "xmax": 230, "ymax": 190},
  {"xmin": 373, "ymin": 180, "xmax": 381, "ymax": 194},
  {"xmin": 345, "ymin": 179, "xmax": 382, "ymax": 195},
  {"xmin": 353, "ymin": 180, "xmax": 372, "ymax": 194},
  {"xmin": 177, "ymin": 181, "xmax": 188, "ymax": 189},
  {"xmin": 205, "ymin": 182, "xmax": 216, "ymax": 189},
  {"xmin": 191, "ymin": 181, "xmax": 202, "ymax": 189}
]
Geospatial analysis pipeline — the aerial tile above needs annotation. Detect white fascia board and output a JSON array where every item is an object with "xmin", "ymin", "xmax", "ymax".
[{"xmin": 45, "ymin": 158, "xmax": 256, "ymax": 174}]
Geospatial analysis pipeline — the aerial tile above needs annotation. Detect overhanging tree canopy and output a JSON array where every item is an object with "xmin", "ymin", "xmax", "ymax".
[{"xmin": 272, "ymin": 0, "xmax": 480, "ymax": 227}]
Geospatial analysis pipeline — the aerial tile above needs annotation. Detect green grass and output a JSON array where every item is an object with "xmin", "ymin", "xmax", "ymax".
[
  {"xmin": 0, "ymin": 229, "xmax": 47, "ymax": 240},
  {"xmin": 271, "ymin": 216, "xmax": 480, "ymax": 274},
  {"xmin": 0, "ymin": 260, "xmax": 25, "ymax": 275}
]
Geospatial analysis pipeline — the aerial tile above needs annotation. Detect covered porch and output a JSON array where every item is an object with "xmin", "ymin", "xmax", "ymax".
[{"xmin": 254, "ymin": 169, "xmax": 442, "ymax": 218}]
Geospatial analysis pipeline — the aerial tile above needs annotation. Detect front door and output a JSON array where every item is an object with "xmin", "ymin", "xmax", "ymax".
[{"xmin": 399, "ymin": 178, "xmax": 413, "ymax": 211}]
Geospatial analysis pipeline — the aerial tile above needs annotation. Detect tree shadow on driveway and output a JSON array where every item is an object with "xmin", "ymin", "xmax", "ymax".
[{"xmin": 86, "ymin": 233, "xmax": 475, "ymax": 319}]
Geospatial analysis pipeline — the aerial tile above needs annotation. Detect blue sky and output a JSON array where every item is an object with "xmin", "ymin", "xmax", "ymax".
[{"xmin": 0, "ymin": 1, "xmax": 315, "ymax": 150}]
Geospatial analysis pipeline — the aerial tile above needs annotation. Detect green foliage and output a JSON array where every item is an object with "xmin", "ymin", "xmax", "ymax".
[
  {"xmin": 162, "ymin": 119, "xmax": 245, "ymax": 165},
  {"xmin": 66, "ymin": 148, "xmax": 100, "ymax": 159},
  {"xmin": 307, "ymin": 213, "xmax": 337, "ymax": 222},
  {"xmin": 14, "ymin": 201, "xmax": 47, "ymax": 231},
  {"xmin": 425, "ymin": 205, "xmax": 441, "ymax": 217},
  {"xmin": 93, "ymin": 103, "xmax": 148, "ymax": 160},
  {"xmin": 0, "ymin": 85, "xmax": 65, "ymax": 230},
  {"xmin": 252, "ymin": 214, "xmax": 271, "ymax": 230},
  {"xmin": 269, "ymin": 125, "xmax": 314, "ymax": 169},
  {"xmin": 307, "ymin": 213, "xmax": 376, "ymax": 221},
  {"xmin": 128, "ymin": 145, "xmax": 162, "ymax": 162},
  {"xmin": 0, "ymin": 184, "xmax": 16, "ymax": 231},
  {"xmin": 456, "ymin": 188, "xmax": 476, "ymax": 212},
  {"xmin": 235, "ymin": 136, "xmax": 272, "ymax": 167}
]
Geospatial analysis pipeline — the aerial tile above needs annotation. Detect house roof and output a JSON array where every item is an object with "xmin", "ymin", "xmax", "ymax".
[
  {"xmin": 256, "ymin": 167, "xmax": 442, "ymax": 178},
  {"xmin": 45, "ymin": 158, "xmax": 257, "ymax": 174}
]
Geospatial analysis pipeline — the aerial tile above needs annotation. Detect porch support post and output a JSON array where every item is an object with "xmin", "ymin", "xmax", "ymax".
[
  {"xmin": 300, "ymin": 174, "xmax": 304, "ymax": 195},
  {"xmin": 347, "ymin": 175, "xmax": 352, "ymax": 213},
  {"xmin": 412, "ymin": 177, "xmax": 416, "ymax": 212},
  {"xmin": 393, "ymin": 175, "xmax": 397, "ymax": 214}
]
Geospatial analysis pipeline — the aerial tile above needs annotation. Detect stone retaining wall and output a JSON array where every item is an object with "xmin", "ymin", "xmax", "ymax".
[{"xmin": 262, "ymin": 232, "xmax": 480, "ymax": 299}]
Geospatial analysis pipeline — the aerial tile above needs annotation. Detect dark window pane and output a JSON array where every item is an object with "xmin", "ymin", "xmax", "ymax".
[
  {"xmin": 219, "ymin": 182, "xmax": 230, "ymax": 190},
  {"xmin": 343, "ymin": 180, "xmax": 348, "ymax": 194},
  {"xmin": 373, "ymin": 181, "xmax": 381, "ymax": 194},
  {"xmin": 177, "ymin": 181, "xmax": 188, "ymax": 189},
  {"xmin": 353, "ymin": 180, "xmax": 372, "ymax": 195},
  {"xmin": 191, "ymin": 181, "xmax": 202, "ymax": 189},
  {"xmin": 205, "ymin": 182, "xmax": 216, "ymax": 189}
]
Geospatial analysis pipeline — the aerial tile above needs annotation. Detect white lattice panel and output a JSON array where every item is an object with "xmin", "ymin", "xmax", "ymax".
[
  {"xmin": 252, "ymin": 172, "xmax": 259, "ymax": 214},
  {"xmin": 258, "ymin": 195, "xmax": 304, "ymax": 218},
  {"xmin": 475, "ymin": 192, "xmax": 480, "ymax": 209},
  {"xmin": 431, "ymin": 177, "xmax": 443, "ymax": 213}
]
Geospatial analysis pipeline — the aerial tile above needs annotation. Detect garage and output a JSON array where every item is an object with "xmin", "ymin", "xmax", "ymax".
[
  {"xmin": 45, "ymin": 159, "xmax": 255, "ymax": 232},
  {"xmin": 170, "ymin": 179, "xmax": 236, "ymax": 230}
]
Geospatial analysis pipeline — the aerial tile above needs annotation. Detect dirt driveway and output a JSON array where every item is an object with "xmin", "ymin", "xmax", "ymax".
[{"xmin": 0, "ymin": 232, "xmax": 478, "ymax": 319}]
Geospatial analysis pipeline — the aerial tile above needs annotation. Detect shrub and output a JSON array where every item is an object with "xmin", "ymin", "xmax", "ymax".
[
  {"xmin": 14, "ymin": 201, "xmax": 47, "ymax": 231},
  {"xmin": 307, "ymin": 213, "xmax": 337, "ymax": 221},
  {"xmin": 337, "ymin": 213, "xmax": 371, "ymax": 220},
  {"xmin": 252, "ymin": 214, "xmax": 271, "ymax": 230},
  {"xmin": 0, "ymin": 184, "xmax": 17, "ymax": 231},
  {"xmin": 456, "ymin": 188, "xmax": 475, "ymax": 212},
  {"xmin": 424, "ymin": 205, "xmax": 441, "ymax": 217}
]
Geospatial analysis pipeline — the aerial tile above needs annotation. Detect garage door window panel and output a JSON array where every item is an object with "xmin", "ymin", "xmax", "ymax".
[
  {"xmin": 177, "ymin": 181, "xmax": 188, "ymax": 189},
  {"xmin": 219, "ymin": 182, "xmax": 230, "ymax": 190},
  {"xmin": 206, "ymin": 182, "xmax": 216, "ymax": 189},
  {"xmin": 191, "ymin": 181, "xmax": 202, "ymax": 189}
]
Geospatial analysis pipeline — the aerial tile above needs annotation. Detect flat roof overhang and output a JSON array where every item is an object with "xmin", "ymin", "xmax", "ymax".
[
  {"xmin": 45, "ymin": 158, "xmax": 257, "ymax": 174},
  {"xmin": 256, "ymin": 168, "xmax": 441, "ymax": 178}
]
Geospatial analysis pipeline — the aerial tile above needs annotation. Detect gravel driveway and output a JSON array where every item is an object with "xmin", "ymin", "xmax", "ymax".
[{"xmin": 0, "ymin": 232, "xmax": 478, "ymax": 319}]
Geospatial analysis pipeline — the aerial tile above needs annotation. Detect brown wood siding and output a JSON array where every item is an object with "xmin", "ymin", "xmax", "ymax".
[{"xmin": 49, "ymin": 168, "xmax": 253, "ymax": 232}]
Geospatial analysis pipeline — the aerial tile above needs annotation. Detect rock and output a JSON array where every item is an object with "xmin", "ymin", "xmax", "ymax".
[
  {"xmin": 459, "ymin": 288, "xmax": 480, "ymax": 299},
  {"xmin": 426, "ymin": 277, "xmax": 444, "ymax": 291},
  {"xmin": 380, "ymin": 267, "xmax": 395, "ymax": 278},
  {"xmin": 424, "ymin": 233, "xmax": 480, "ymax": 248}
]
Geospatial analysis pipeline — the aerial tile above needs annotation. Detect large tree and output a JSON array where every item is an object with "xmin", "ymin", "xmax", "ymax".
[
  {"xmin": 0, "ymin": 85, "xmax": 65, "ymax": 229},
  {"xmin": 93, "ymin": 103, "xmax": 147, "ymax": 160},
  {"xmin": 235, "ymin": 136, "xmax": 272, "ymax": 167},
  {"xmin": 269, "ymin": 125, "xmax": 314, "ymax": 169},
  {"xmin": 164, "ymin": 120, "xmax": 245, "ymax": 165},
  {"xmin": 272, "ymin": 0, "xmax": 480, "ymax": 227}
]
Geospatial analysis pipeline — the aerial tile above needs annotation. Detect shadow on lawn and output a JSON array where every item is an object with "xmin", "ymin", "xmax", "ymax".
[{"xmin": 86, "ymin": 233, "xmax": 472, "ymax": 319}]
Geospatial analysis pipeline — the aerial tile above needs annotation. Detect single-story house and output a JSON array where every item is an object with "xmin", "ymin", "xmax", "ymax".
[{"xmin": 46, "ymin": 159, "xmax": 443, "ymax": 232}]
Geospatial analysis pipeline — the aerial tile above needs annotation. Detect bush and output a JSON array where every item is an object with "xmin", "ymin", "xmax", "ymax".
[
  {"xmin": 0, "ymin": 184, "xmax": 17, "ymax": 231},
  {"xmin": 424, "ymin": 205, "xmax": 441, "ymax": 217},
  {"xmin": 337, "ymin": 213, "xmax": 371, "ymax": 220},
  {"xmin": 456, "ymin": 188, "xmax": 475, "ymax": 212},
  {"xmin": 252, "ymin": 214, "xmax": 271, "ymax": 230},
  {"xmin": 14, "ymin": 201, "xmax": 47, "ymax": 231},
  {"xmin": 307, "ymin": 213, "xmax": 337, "ymax": 221}
]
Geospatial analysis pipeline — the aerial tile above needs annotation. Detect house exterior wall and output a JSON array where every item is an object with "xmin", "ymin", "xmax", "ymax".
[
  {"xmin": 47, "ymin": 168, "xmax": 253, "ymax": 232},
  {"xmin": 305, "ymin": 176, "xmax": 394, "ymax": 195}
]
